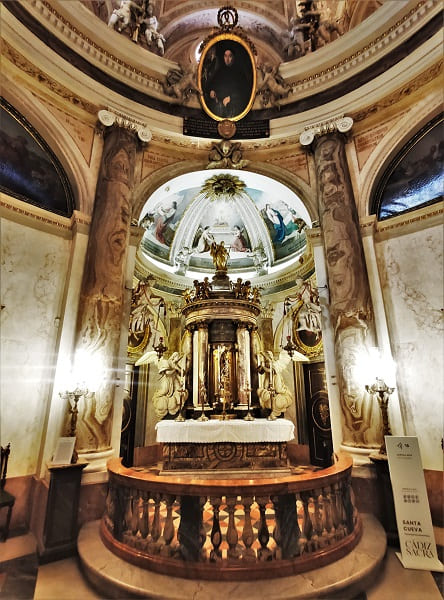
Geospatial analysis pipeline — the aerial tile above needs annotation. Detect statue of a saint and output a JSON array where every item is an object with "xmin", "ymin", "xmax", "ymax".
[{"xmin": 210, "ymin": 241, "xmax": 229, "ymax": 272}]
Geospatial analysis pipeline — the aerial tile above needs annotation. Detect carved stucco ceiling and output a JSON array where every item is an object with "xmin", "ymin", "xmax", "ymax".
[
  {"xmin": 138, "ymin": 169, "xmax": 311, "ymax": 279},
  {"xmin": 83, "ymin": 0, "xmax": 386, "ymax": 65}
]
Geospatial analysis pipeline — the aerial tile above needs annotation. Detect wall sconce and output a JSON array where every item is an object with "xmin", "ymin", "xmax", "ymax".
[
  {"xmin": 60, "ymin": 386, "xmax": 88, "ymax": 463},
  {"xmin": 153, "ymin": 336, "xmax": 168, "ymax": 359},
  {"xmin": 365, "ymin": 377, "xmax": 395, "ymax": 455}
]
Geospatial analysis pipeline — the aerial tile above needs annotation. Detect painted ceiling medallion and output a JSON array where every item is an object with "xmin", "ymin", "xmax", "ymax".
[{"xmin": 200, "ymin": 173, "xmax": 246, "ymax": 201}]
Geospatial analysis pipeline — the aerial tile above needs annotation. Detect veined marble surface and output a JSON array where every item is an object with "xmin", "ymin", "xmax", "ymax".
[
  {"xmin": 377, "ymin": 223, "xmax": 444, "ymax": 471},
  {"xmin": 0, "ymin": 219, "xmax": 70, "ymax": 477}
]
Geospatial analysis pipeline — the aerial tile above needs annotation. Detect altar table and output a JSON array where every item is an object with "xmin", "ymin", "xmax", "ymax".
[{"xmin": 156, "ymin": 419, "xmax": 294, "ymax": 471}]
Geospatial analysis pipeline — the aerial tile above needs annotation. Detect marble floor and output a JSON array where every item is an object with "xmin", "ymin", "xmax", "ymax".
[{"xmin": 0, "ymin": 529, "xmax": 442, "ymax": 600}]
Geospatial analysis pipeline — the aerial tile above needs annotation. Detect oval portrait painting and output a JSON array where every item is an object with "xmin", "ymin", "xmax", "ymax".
[{"xmin": 198, "ymin": 34, "xmax": 256, "ymax": 122}]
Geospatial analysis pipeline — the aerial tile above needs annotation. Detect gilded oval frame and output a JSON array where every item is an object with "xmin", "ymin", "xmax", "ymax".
[
  {"xmin": 291, "ymin": 301, "xmax": 324, "ymax": 359},
  {"xmin": 198, "ymin": 33, "xmax": 256, "ymax": 122}
]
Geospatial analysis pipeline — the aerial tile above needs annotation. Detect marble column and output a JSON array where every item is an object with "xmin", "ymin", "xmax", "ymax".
[
  {"xmin": 236, "ymin": 322, "xmax": 251, "ymax": 405},
  {"xmin": 193, "ymin": 322, "xmax": 208, "ymax": 407},
  {"xmin": 300, "ymin": 116, "xmax": 381, "ymax": 450},
  {"xmin": 72, "ymin": 112, "xmax": 151, "ymax": 462},
  {"xmin": 192, "ymin": 327, "xmax": 199, "ymax": 408},
  {"xmin": 249, "ymin": 326, "xmax": 260, "ymax": 407}
]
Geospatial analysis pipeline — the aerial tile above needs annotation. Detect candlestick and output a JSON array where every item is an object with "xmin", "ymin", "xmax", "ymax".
[
  {"xmin": 243, "ymin": 385, "xmax": 254, "ymax": 421},
  {"xmin": 197, "ymin": 381, "xmax": 208, "ymax": 421}
]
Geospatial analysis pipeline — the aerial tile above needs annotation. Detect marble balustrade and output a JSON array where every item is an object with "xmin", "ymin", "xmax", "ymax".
[{"xmin": 100, "ymin": 454, "xmax": 361, "ymax": 580}]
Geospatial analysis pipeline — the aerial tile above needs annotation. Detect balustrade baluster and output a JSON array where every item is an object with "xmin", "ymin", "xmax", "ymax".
[
  {"xmin": 332, "ymin": 482, "xmax": 346, "ymax": 540},
  {"xmin": 151, "ymin": 493, "xmax": 162, "ymax": 544},
  {"xmin": 177, "ymin": 495, "xmax": 202, "ymax": 562},
  {"xmin": 241, "ymin": 496, "xmax": 256, "ymax": 561},
  {"xmin": 226, "ymin": 496, "xmax": 240, "ymax": 559},
  {"xmin": 271, "ymin": 495, "xmax": 282, "ymax": 560},
  {"xmin": 316, "ymin": 492, "xmax": 329, "ymax": 548},
  {"xmin": 209, "ymin": 496, "xmax": 222, "ymax": 561},
  {"xmin": 160, "ymin": 494, "xmax": 176, "ymax": 557},
  {"xmin": 322, "ymin": 486, "xmax": 335, "ymax": 543},
  {"xmin": 139, "ymin": 491, "xmax": 150, "ymax": 539},
  {"xmin": 198, "ymin": 496, "xmax": 207, "ymax": 560},
  {"xmin": 131, "ymin": 491, "xmax": 140, "ymax": 536},
  {"xmin": 122, "ymin": 490, "xmax": 133, "ymax": 545},
  {"xmin": 272, "ymin": 493, "xmax": 301, "ymax": 559},
  {"xmin": 299, "ymin": 492, "xmax": 313, "ymax": 553},
  {"xmin": 341, "ymin": 475, "xmax": 355, "ymax": 534},
  {"xmin": 256, "ymin": 496, "xmax": 272, "ymax": 561}
]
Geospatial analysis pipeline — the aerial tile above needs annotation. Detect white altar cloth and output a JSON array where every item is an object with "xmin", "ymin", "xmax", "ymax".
[{"xmin": 156, "ymin": 419, "xmax": 294, "ymax": 444}]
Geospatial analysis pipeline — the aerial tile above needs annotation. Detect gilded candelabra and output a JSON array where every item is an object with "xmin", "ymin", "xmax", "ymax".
[{"xmin": 365, "ymin": 377, "xmax": 394, "ymax": 455}]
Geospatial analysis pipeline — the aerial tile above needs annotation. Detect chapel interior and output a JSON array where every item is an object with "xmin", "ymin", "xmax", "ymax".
[{"xmin": 0, "ymin": 1, "xmax": 443, "ymax": 598}]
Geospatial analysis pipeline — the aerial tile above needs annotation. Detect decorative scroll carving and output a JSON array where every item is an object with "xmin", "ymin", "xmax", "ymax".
[{"xmin": 206, "ymin": 139, "xmax": 249, "ymax": 169}]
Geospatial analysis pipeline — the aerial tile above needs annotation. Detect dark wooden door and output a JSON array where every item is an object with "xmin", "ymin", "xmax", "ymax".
[{"xmin": 303, "ymin": 362, "xmax": 333, "ymax": 467}]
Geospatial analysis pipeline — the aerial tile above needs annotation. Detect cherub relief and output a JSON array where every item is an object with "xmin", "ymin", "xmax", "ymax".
[
  {"xmin": 256, "ymin": 64, "xmax": 290, "ymax": 108},
  {"xmin": 163, "ymin": 64, "xmax": 199, "ymax": 102},
  {"xmin": 206, "ymin": 139, "xmax": 248, "ymax": 169}
]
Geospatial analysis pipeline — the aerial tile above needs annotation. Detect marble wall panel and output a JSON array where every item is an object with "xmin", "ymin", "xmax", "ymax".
[
  {"xmin": 1, "ymin": 219, "xmax": 70, "ymax": 477},
  {"xmin": 376, "ymin": 224, "xmax": 443, "ymax": 470}
]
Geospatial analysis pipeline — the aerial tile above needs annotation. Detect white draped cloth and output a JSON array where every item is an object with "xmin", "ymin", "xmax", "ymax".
[{"xmin": 156, "ymin": 418, "xmax": 294, "ymax": 444}]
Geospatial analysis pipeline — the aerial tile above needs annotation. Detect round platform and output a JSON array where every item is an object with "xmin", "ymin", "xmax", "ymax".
[{"xmin": 78, "ymin": 513, "xmax": 387, "ymax": 600}]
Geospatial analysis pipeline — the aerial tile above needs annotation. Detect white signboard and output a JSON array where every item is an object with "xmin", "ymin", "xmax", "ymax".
[{"xmin": 385, "ymin": 436, "xmax": 443, "ymax": 571}]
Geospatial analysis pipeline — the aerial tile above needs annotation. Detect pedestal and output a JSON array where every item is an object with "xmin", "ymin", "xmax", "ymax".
[
  {"xmin": 38, "ymin": 462, "xmax": 87, "ymax": 563},
  {"xmin": 369, "ymin": 452, "xmax": 399, "ymax": 546}
]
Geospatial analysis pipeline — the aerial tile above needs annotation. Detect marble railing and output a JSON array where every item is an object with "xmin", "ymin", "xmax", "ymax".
[{"xmin": 101, "ymin": 454, "xmax": 361, "ymax": 580}]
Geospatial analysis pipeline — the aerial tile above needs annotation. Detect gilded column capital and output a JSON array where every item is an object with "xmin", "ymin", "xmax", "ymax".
[
  {"xmin": 299, "ymin": 115, "xmax": 353, "ymax": 147},
  {"xmin": 97, "ymin": 109, "xmax": 152, "ymax": 145}
]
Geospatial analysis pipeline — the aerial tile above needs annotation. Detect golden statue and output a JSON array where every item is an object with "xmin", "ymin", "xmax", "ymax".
[{"xmin": 210, "ymin": 241, "xmax": 229, "ymax": 272}]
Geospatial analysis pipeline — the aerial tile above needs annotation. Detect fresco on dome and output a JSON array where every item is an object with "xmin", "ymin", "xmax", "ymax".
[
  {"xmin": 140, "ymin": 188, "xmax": 193, "ymax": 261},
  {"xmin": 0, "ymin": 101, "xmax": 73, "ymax": 216},
  {"xmin": 377, "ymin": 118, "xmax": 443, "ymax": 220},
  {"xmin": 139, "ymin": 183, "xmax": 307, "ymax": 270},
  {"xmin": 249, "ymin": 188, "xmax": 307, "ymax": 262}
]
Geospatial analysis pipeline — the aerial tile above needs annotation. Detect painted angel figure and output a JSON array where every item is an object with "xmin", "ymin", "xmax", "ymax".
[
  {"xmin": 257, "ymin": 350, "xmax": 306, "ymax": 418},
  {"xmin": 135, "ymin": 350, "xmax": 188, "ymax": 419}
]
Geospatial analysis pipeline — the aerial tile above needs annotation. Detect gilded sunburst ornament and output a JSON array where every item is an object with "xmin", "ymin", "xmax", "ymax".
[{"xmin": 200, "ymin": 174, "xmax": 246, "ymax": 201}]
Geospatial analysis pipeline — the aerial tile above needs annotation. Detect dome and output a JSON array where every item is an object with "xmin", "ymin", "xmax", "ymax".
[{"xmin": 138, "ymin": 169, "xmax": 312, "ymax": 278}]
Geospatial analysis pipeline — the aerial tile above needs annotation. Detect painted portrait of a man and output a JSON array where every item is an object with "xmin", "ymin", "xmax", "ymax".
[{"xmin": 199, "ymin": 35, "xmax": 256, "ymax": 121}]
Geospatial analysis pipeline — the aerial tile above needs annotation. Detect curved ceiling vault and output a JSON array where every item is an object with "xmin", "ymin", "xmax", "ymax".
[{"xmin": 138, "ymin": 170, "xmax": 312, "ymax": 281}]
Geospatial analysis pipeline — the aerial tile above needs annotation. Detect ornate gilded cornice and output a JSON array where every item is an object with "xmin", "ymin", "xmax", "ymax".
[
  {"xmin": 0, "ymin": 39, "xmax": 98, "ymax": 115},
  {"xmin": 350, "ymin": 60, "xmax": 443, "ymax": 122},
  {"xmin": 4, "ymin": 0, "xmax": 441, "ymax": 121}
]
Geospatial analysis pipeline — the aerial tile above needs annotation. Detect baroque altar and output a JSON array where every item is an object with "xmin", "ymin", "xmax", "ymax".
[
  {"xmin": 156, "ymin": 418, "xmax": 294, "ymax": 471},
  {"xmin": 101, "ymin": 245, "xmax": 363, "ymax": 582}
]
